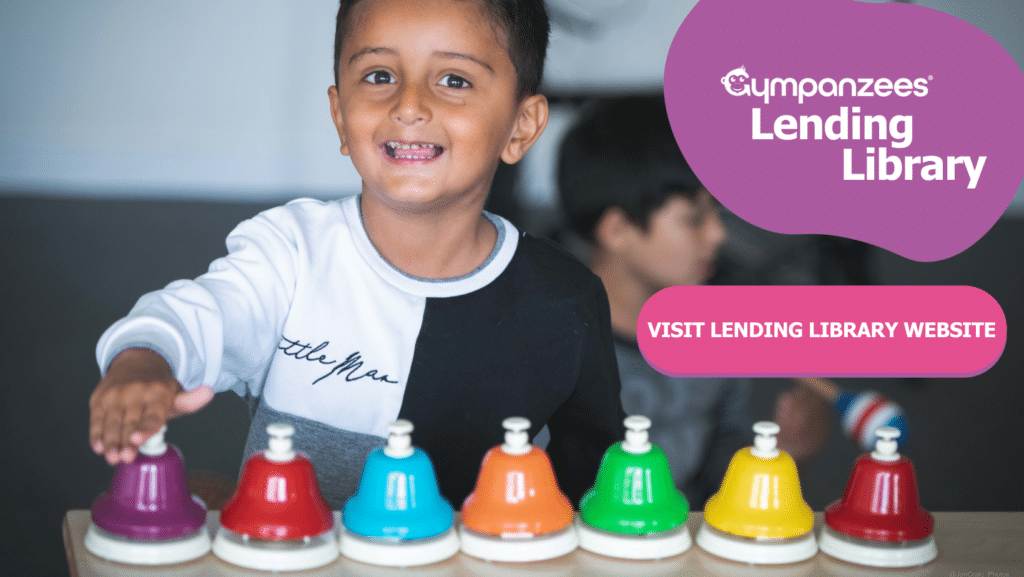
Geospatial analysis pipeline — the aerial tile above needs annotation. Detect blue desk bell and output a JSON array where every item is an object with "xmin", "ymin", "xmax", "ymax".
[{"xmin": 340, "ymin": 420, "xmax": 459, "ymax": 566}]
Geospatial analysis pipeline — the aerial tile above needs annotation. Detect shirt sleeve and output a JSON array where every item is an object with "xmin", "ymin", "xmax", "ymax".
[
  {"xmin": 544, "ymin": 275, "xmax": 626, "ymax": 504},
  {"xmin": 95, "ymin": 207, "xmax": 301, "ymax": 396}
]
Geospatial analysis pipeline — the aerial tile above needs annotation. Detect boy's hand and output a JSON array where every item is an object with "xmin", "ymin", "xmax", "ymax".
[
  {"xmin": 89, "ymin": 348, "xmax": 213, "ymax": 465},
  {"xmin": 773, "ymin": 385, "xmax": 831, "ymax": 462}
]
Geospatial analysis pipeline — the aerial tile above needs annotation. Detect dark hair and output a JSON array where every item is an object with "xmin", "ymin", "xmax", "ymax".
[
  {"xmin": 558, "ymin": 95, "xmax": 706, "ymax": 245},
  {"xmin": 333, "ymin": 0, "xmax": 549, "ymax": 98}
]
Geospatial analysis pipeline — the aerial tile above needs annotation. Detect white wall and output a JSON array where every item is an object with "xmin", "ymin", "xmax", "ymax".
[
  {"xmin": 1, "ymin": 0, "xmax": 1021, "ymax": 212},
  {"xmin": 1, "ymin": 1, "xmax": 352, "ymax": 199}
]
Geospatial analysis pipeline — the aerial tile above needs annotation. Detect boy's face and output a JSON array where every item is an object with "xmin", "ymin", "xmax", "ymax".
[
  {"xmin": 328, "ymin": 0, "xmax": 545, "ymax": 211},
  {"xmin": 622, "ymin": 190, "xmax": 726, "ymax": 289}
]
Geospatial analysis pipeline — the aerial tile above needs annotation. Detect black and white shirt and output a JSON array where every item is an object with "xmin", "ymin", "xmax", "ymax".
[{"xmin": 97, "ymin": 195, "xmax": 624, "ymax": 508}]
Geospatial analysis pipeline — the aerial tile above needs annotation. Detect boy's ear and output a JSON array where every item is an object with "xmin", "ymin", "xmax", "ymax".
[
  {"xmin": 594, "ymin": 207, "xmax": 637, "ymax": 253},
  {"xmin": 328, "ymin": 86, "xmax": 350, "ymax": 156},
  {"xmin": 501, "ymin": 94, "xmax": 549, "ymax": 164}
]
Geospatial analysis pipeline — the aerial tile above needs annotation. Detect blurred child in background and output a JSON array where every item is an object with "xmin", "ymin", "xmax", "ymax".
[{"xmin": 559, "ymin": 95, "xmax": 830, "ymax": 507}]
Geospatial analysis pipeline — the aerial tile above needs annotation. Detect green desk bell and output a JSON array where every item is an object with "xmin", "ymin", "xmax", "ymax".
[{"xmin": 577, "ymin": 415, "xmax": 691, "ymax": 559}]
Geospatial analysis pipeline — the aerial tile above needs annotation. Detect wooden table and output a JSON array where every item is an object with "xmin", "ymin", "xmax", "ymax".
[{"xmin": 64, "ymin": 511, "xmax": 1023, "ymax": 576}]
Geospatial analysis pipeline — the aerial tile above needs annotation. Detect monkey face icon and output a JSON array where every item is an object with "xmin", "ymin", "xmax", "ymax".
[{"xmin": 721, "ymin": 66, "xmax": 750, "ymax": 96}]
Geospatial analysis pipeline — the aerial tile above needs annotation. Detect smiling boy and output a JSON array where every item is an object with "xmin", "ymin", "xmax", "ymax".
[
  {"xmin": 89, "ymin": 0, "xmax": 624, "ymax": 508},
  {"xmin": 328, "ymin": 0, "xmax": 542, "ymax": 279}
]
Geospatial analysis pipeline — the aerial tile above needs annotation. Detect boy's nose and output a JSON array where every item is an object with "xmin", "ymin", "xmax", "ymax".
[
  {"xmin": 707, "ymin": 209, "xmax": 727, "ymax": 249},
  {"xmin": 392, "ymin": 84, "xmax": 431, "ymax": 125}
]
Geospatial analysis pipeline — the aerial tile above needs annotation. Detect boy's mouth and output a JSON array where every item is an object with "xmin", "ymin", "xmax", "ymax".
[{"xmin": 384, "ymin": 141, "xmax": 445, "ymax": 160}]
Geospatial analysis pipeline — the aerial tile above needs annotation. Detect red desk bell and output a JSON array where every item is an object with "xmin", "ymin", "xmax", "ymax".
[
  {"xmin": 212, "ymin": 423, "xmax": 337, "ymax": 571},
  {"xmin": 820, "ymin": 426, "xmax": 936, "ymax": 567}
]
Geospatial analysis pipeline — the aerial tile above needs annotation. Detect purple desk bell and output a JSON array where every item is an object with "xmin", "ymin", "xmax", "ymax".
[{"xmin": 85, "ymin": 425, "xmax": 211, "ymax": 564}]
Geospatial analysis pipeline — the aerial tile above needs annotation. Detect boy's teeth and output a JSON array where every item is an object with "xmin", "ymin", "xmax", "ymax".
[{"xmin": 386, "ymin": 141, "xmax": 442, "ymax": 159}]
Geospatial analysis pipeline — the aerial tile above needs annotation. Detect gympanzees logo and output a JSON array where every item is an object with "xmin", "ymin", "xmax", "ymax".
[
  {"xmin": 721, "ymin": 65, "xmax": 929, "ymax": 104},
  {"xmin": 721, "ymin": 66, "xmax": 751, "ymax": 96}
]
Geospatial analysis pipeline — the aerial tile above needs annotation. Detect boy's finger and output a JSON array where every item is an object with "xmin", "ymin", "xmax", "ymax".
[
  {"xmin": 120, "ymin": 404, "xmax": 144, "ymax": 449},
  {"xmin": 89, "ymin": 411, "xmax": 107, "ymax": 453},
  {"xmin": 119, "ymin": 446, "xmax": 137, "ymax": 464},
  {"xmin": 101, "ymin": 408, "xmax": 125, "ymax": 455},
  {"xmin": 131, "ymin": 410, "xmax": 168, "ymax": 446},
  {"xmin": 171, "ymin": 385, "xmax": 214, "ymax": 417}
]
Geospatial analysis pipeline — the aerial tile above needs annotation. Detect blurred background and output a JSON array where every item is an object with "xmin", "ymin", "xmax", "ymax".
[{"xmin": 2, "ymin": 1, "xmax": 1022, "ymax": 575}]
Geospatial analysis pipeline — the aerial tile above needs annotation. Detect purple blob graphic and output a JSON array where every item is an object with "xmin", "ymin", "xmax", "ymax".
[{"xmin": 665, "ymin": 0, "xmax": 1024, "ymax": 262}]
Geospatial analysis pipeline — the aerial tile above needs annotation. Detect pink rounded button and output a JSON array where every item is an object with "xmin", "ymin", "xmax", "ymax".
[{"xmin": 637, "ymin": 286, "xmax": 1005, "ymax": 377}]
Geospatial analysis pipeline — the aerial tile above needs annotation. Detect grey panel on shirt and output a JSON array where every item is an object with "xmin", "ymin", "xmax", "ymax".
[{"xmin": 243, "ymin": 402, "xmax": 386, "ymax": 510}]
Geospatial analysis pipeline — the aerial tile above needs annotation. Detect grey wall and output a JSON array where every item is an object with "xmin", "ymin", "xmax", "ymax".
[{"xmin": 2, "ymin": 0, "xmax": 1022, "ymax": 209}]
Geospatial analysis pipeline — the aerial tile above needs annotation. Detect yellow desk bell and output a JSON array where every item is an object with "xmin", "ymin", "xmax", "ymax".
[{"xmin": 695, "ymin": 421, "xmax": 817, "ymax": 564}]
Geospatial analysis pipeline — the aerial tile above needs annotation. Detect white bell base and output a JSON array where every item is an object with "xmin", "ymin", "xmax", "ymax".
[
  {"xmin": 211, "ymin": 526, "xmax": 338, "ymax": 571},
  {"xmin": 459, "ymin": 524, "xmax": 578, "ymax": 562},
  {"xmin": 695, "ymin": 522, "xmax": 817, "ymax": 564},
  {"xmin": 576, "ymin": 518, "xmax": 691, "ymax": 560},
  {"xmin": 84, "ymin": 523, "xmax": 211, "ymax": 565},
  {"xmin": 819, "ymin": 525, "xmax": 937, "ymax": 567},
  {"xmin": 340, "ymin": 527, "xmax": 460, "ymax": 567}
]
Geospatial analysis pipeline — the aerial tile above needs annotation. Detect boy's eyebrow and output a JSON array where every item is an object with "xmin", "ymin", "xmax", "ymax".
[
  {"xmin": 348, "ymin": 46, "xmax": 396, "ymax": 65},
  {"xmin": 433, "ymin": 51, "xmax": 494, "ymax": 74},
  {"xmin": 347, "ymin": 47, "xmax": 495, "ymax": 74}
]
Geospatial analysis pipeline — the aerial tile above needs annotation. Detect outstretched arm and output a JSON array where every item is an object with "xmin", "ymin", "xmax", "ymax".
[{"xmin": 90, "ymin": 203, "xmax": 309, "ymax": 464}]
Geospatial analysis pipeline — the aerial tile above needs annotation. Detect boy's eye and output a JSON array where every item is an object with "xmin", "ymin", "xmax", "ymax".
[
  {"xmin": 439, "ymin": 74, "xmax": 471, "ymax": 89},
  {"xmin": 690, "ymin": 204, "xmax": 719, "ymax": 228},
  {"xmin": 363, "ymin": 70, "xmax": 395, "ymax": 84}
]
